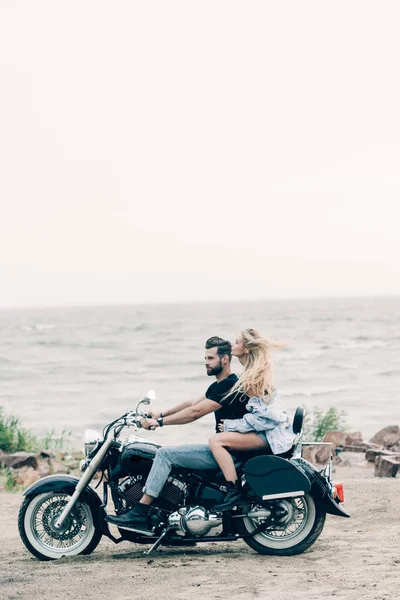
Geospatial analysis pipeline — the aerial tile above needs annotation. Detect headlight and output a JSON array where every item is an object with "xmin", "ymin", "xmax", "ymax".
[{"xmin": 84, "ymin": 429, "xmax": 102, "ymax": 457}]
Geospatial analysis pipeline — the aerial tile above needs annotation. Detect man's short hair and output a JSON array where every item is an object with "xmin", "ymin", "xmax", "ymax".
[{"xmin": 205, "ymin": 336, "xmax": 232, "ymax": 361}]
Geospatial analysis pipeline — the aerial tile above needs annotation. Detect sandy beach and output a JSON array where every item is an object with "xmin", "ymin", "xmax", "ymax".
[{"xmin": 1, "ymin": 464, "xmax": 399, "ymax": 600}]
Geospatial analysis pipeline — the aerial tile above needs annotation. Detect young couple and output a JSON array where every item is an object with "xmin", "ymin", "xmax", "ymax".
[{"xmin": 107, "ymin": 328, "xmax": 295, "ymax": 533}]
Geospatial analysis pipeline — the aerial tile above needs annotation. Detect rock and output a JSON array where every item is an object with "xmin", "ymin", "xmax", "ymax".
[
  {"xmin": 369, "ymin": 426, "xmax": 400, "ymax": 448},
  {"xmin": 301, "ymin": 445, "xmax": 318, "ymax": 465},
  {"xmin": 366, "ymin": 448, "xmax": 400, "ymax": 463},
  {"xmin": 302, "ymin": 443, "xmax": 333, "ymax": 467},
  {"xmin": 344, "ymin": 432, "xmax": 363, "ymax": 446},
  {"xmin": 382, "ymin": 433, "xmax": 400, "ymax": 449},
  {"xmin": 374, "ymin": 455, "xmax": 400, "ymax": 478},
  {"xmin": 39, "ymin": 450, "xmax": 53, "ymax": 459},
  {"xmin": 315, "ymin": 444, "xmax": 334, "ymax": 465},
  {"xmin": 322, "ymin": 431, "xmax": 347, "ymax": 450},
  {"xmin": 15, "ymin": 466, "xmax": 41, "ymax": 487},
  {"xmin": 0, "ymin": 451, "xmax": 38, "ymax": 470},
  {"xmin": 342, "ymin": 445, "xmax": 368, "ymax": 453},
  {"xmin": 37, "ymin": 461, "xmax": 51, "ymax": 478},
  {"xmin": 49, "ymin": 459, "xmax": 69, "ymax": 474},
  {"xmin": 366, "ymin": 448, "xmax": 384, "ymax": 462}
]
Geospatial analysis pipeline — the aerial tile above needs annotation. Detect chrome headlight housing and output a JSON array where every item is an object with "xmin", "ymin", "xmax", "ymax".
[{"xmin": 84, "ymin": 429, "xmax": 102, "ymax": 457}]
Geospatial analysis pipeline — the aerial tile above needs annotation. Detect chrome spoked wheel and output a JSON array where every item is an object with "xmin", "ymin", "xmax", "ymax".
[
  {"xmin": 239, "ymin": 494, "xmax": 326, "ymax": 555},
  {"xmin": 252, "ymin": 496, "xmax": 312, "ymax": 543},
  {"xmin": 19, "ymin": 492, "xmax": 101, "ymax": 560}
]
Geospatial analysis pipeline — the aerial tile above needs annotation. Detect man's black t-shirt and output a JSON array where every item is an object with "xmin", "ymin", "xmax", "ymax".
[{"xmin": 205, "ymin": 373, "xmax": 249, "ymax": 432}]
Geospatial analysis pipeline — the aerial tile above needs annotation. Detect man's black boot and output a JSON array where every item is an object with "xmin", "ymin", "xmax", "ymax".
[
  {"xmin": 106, "ymin": 503, "xmax": 153, "ymax": 534},
  {"xmin": 214, "ymin": 481, "xmax": 242, "ymax": 512}
]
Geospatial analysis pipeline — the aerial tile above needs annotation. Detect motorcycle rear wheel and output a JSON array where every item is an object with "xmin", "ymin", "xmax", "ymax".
[
  {"xmin": 237, "ymin": 494, "xmax": 326, "ymax": 556},
  {"xmin": 18, "ymin": 491, "xmax": 102, "ymax": 560}
]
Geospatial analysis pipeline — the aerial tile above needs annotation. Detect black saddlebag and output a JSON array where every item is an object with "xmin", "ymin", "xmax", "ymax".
[{"xmin": 244, "ymin": 455, "xmax": 311, "ymax": 500}]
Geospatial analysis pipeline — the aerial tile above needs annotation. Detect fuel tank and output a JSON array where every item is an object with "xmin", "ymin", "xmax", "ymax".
[{"xmin": 120, "ymin": 440, "xmax": 160, "ymax": 476}]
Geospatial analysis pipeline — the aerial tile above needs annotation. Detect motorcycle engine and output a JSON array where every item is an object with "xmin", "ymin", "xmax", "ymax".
[
  {"xmin": 168, "ymin": 506, "xmax": 222, "ymax": 537},
  {"xmin": 118, "ymin": 475, "xmax": 187, "ymax": 509}
]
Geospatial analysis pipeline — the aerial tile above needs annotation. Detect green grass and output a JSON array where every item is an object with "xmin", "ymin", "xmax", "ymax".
[
  {"xmin": 0, "ymin": 407, "xmax": 38, "ymax": 453},
  {"xmin": 0, "ymin": 407, "xmax": 74, "ymax": 492},
  {"xmin": 0, "ymin": 406, "xmax": 72, "ymax": 453},
  {"xmin": 41, "ymin": 428, "xmax": 72, "ymax": 452},
  {"xmin": 0, "ymin": 466, "xmax": 20, "ymax": 492},
  {"xmin": 302, "ymin": 406, "xmax": 347, "ymax": 442}
]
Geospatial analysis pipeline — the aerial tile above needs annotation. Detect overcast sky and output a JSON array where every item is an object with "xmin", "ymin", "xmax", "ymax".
[{"xmin": 1, "ymin": 1, "xmax": 399, "ymax": 308}]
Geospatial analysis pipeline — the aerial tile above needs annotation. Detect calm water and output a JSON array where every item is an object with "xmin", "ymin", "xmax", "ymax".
[{"xmin": 1, "ymin": 297, "xmax": 399, "ymax": 449}]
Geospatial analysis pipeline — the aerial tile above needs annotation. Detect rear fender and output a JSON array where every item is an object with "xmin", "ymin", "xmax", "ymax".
[
  {"xmin": 310, "ymin": 474, "xmax": 350, "ymax": 518},
  {"xmin": 23, "ymin": 474, "xmax": 110, "ymax": 531},
  {"xmin": 290, "ymin": 458, "xmax": 350, "ymax": 518}
]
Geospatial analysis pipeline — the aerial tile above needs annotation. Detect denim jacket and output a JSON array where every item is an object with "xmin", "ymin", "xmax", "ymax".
[{"xmin": 223, "ymin": 392, "xmax": 295, "ymax": 455}]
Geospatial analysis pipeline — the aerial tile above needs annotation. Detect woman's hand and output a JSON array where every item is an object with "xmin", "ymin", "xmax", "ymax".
[
  {"xmin": 141, "ymin": 418, "xmax": 159, "ymax": 430},
  {"xmin": 217, "ymin": 420, "xmax": 225, "ymax": 432}
]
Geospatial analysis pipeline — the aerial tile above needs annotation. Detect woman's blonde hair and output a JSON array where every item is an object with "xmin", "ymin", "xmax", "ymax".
[{"xmin": 227, "ymin": 328, "xmax": 285, "ymax": 400}]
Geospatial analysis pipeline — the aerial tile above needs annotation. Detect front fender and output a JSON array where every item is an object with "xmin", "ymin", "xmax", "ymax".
[
  {"xmin": 24, "ymin": 474, "xmax": 89, "ymax": 496},
  {"xmin": 23, "ymin": 474, "xmax": 110, "ymax": 530}
]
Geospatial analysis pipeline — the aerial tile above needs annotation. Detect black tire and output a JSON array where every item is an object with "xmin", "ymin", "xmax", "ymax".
[
  {"xmin": 237, "ymin": 494, "xmax": 326, "ymax": 556},
  {"xmin": 18, "ymin": 492, "xmax": 103, "ymax": 561}
]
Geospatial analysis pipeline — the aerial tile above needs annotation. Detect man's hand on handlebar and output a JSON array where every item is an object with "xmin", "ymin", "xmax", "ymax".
[{"xmin": 147, "ymin": 410, "xmax": 161, "ymax": 419}]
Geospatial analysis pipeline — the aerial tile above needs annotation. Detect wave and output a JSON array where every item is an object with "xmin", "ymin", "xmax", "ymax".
[
  {"xmin": 336, "ymin": 339, "xmax": 388, "ymax": 350},
  {"xmin": 281, "ymin": 386, "xmax": 348, "ymax": 398},
  {"xmin": 281, "ymin": 349, "xmax": 325, "ymax": 361},
  {"xmin": 0, "ymin": 356, "xmax": 15, "ymax": 365},
  {"xmin": 377, "ymin": 370, "xmax": 400, "ymax": 377},
  {"xmin": 180, "ymin": 374, "xmax": 206, "ymax": 382},
  {"xmin": 21, "ymin": 324, "xmax": 55, "ymax": 332},
  {"xmin": 327, "ymin": 363, "xmax": 359, "ymax": 370}
]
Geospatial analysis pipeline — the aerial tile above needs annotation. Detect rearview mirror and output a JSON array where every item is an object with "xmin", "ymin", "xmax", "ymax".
[{"xmin": 145, "ymin": 390, "xmax": 156, "ymax": 402}]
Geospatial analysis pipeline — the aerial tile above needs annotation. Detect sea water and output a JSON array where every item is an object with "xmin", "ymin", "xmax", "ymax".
[{"xmin": 0, "ymin": 297, "xmax": 399, "ymax": 449}]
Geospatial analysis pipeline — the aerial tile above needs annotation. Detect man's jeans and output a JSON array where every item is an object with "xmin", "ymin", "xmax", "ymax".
[{"xmin": 142, "ymin": 444, "xmax": 220, "ymax": 498}]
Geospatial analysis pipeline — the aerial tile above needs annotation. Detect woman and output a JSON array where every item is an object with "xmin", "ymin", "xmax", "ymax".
[{"xmin": 209, "ymin": 328, "xmax": 295, "ymax": 511}]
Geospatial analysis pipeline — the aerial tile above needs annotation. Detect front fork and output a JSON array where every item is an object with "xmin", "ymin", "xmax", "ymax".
[{"xmin": 54, "ymin": 435, "xmax": 114, "ymax": 528}]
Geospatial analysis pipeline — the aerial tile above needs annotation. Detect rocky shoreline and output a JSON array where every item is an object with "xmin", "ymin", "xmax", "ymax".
[
  {"xmin": 302, "ymin": 425, "xmax": 400, "ymax": 476},
  {"xmin": 1, "ymin": 425, "xmax": 399, "ymax": 492},
  {"xmin": 0, "ymin": 449, "xmax": 86, "ymax": 490}
]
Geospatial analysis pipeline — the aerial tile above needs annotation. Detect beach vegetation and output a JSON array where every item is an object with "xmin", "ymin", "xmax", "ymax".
[
  {"xmin": 303, "ymin": 406, "xmax": 347, "ymax": 441},
  {"xmin": 0, "ymin": 407, "xmax": 38, "ymax": 453},
  {"xmin": 0, "ymin": 466, "xmax": 19, "ymax": 492},
  {"xmin": 0, "ymin": 407, "xmax": 72, "ymax": 453},
  {"xmin": 41, "ymin": 428, "xmax": 72, "ymax": 452}
]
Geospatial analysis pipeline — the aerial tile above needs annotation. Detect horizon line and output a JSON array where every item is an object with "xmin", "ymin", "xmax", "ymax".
[{"xmin": 0, "ymin": 292, "xmax": 399, "ymax": 311}]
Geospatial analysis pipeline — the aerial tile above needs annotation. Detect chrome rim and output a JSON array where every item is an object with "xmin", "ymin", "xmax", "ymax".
[
  {"xmin": 245, "ymin": 496, "xmax": 312, "ymax": 543},
  {"xmin": 28, "ymin": 493, "xmax": 93, "ymax": 553},
  {"xmin": 260, "ymin": 497, "xmax": 308, "ymax": 540}
]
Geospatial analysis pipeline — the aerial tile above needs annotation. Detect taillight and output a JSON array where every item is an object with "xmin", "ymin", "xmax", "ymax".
[{"xmin": 333, "ymin": 482, "xmax": 344, "ymax": 503}]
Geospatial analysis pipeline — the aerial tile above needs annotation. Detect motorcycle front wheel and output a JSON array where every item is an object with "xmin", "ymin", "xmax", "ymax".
[
  {"xmin": 18, "ymin": 491, "xmax": 102, "ymax": 560},
  {"xmin": 237, "ymin": 494, "xmax": 326, "ymax": 556}
]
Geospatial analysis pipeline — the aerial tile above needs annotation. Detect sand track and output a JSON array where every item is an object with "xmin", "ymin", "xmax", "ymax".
[{"xmin": 1, "ymin": 466, "xmax": 399, "ymax": 600}]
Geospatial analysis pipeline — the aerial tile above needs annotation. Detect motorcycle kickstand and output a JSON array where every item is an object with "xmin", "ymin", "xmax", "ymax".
[{"xmin": 144, "ymin": 528, "xmax": 170, "ymax": 556}]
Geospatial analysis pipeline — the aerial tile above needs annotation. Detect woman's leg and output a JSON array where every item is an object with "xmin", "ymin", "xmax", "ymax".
[{"xmin": 209, "ymin": 432, "xmax": 267, "ymax": 483}]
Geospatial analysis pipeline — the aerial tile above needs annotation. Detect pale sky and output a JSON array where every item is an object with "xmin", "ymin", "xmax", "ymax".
[{"xmin": 1, "ymin": 1, "xmax": 399, "ymax": 308}]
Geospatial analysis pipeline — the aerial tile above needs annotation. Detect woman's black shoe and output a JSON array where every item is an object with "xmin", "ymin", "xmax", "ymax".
[{"xmin": 214, "ymin": 481, "xmax": 242, "ymax": 512}]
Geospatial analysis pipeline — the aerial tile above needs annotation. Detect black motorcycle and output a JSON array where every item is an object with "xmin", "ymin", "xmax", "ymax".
[{"xmin": 18, "ymin": 390, "xmax": 349, "ymax": 560}]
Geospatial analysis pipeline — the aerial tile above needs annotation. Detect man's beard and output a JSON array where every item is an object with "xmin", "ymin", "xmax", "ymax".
[{"xmin": 206, "ymin": 361, "xmax": 223, "ymax": 376}]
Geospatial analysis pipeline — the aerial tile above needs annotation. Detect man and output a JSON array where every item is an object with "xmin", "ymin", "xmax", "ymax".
[{"xmin": 106, "ymin": 336, "xmax": 248, "ymax": 533}]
